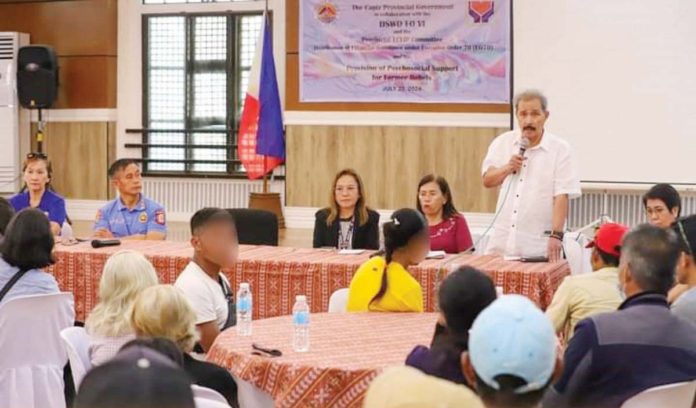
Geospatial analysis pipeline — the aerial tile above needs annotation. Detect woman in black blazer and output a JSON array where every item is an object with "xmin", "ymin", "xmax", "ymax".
[{"xmin": 313, "ymin": 169, "xmax": 380, "ymax": 250}]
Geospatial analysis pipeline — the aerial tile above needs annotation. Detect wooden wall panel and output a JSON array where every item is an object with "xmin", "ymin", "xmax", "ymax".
[
  {"xmin": 0, "ymin": 0, "xmax": 118, "ymax": 108},
  {"xmin": 284, "ymin": 0, "xmax": 510, "ymax": 114},
  {"xmin": 57, "ymin": 56, "xmax": 117, "ymax": 108},
  {"xmin": 30, "ymin": 121, "xmax": 116, "ymax": 200},
  {"xmin": 0, "ymin": 0, "xmax": 117, "ymax": 56},
  {"xmin": 286, "ymin": 125, "xmax": 503, "ymax": 213}
]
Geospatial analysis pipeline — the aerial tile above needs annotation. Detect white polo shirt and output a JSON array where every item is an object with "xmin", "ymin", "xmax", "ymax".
[
  {"xmin": 175, "ymin": 261, "xmax": 230, "ymax": 329},
  {"xmin": 481, "ymin": 129, "xmax": 581, "ymax": 258}
]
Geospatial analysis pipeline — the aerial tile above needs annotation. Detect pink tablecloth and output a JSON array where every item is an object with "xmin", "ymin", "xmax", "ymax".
[
  {"xmin": 50, "ymin": 241, "xmax": 570, "ymax": 321},
  {"xmin": 207, "ymin": 312, "xmax": 438, "ymax": 408}
]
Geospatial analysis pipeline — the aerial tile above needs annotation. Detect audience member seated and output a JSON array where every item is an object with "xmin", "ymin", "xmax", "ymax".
[
  {"xmin": 121, "ymin": 337, "xmax": 185, "ymax": 366},
  {"xmin": 642, "ymin": 184, "xmax": 689, "ymax": 303},
  {"xmin": 670, "ymin": 215, "xmax": 696, "ymax": 325},
  {"xmin": 131, "ymin": 284, "xmax": 238, "ymax": 407},
  {"xmin": 85, "ymin": 250, "xmax": 159, "ymax": 366},
  {"xmin": 544, "ymin": 225, "xmax": 696, "ymax": 408},
  {"xmin": 546, "ymin": 223, "xmax": 628, "ymax": 340},
  {"xmin": 642, "ymin": 183, "xmax": 681, "ymax": 229},
  {"xmin": 0, "ymin": 197, "xmax": 15, "ymax": 239},
  {"xmin": 94, "ymin": 159, "xmax": 167, "ymax": 240},
  {"xmin": 417, "ymin": 174, "xmax": 473, "ymax": 254},
  {"xmin": 406, "ymin": 266, "xmax": 496, "ymax": 385},
  {"xmin": 364, "ymin": 365, "xmax": 484, "ymax": 408},
  {"xmin": 0, "ymin": 208, "xmax": 58, "ymax": 304},
  {"xmin": 313, "ymin": 169, "xmax": 380, "ymax": 250},
  {"xmin": 347, "ymin": 208, "xmax": 428, "ymax": 312},
  {"xmin": 75, "ymin": 344, "xmax": 195, "ymax": 408},
  {"xmin": 9, "ymin": 152, "xmax": 66, "ymax": 236},
  {"xmin": 175, "ymin": 208, "xmax": 238, "ymax": 352},
  {"xmin": 463, "ymin": 295, "xmax": 562, "ymax": 408}
]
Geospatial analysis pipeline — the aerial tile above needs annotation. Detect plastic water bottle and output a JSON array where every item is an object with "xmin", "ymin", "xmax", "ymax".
[
  {"xmin": 292, "ymin": 295, "xmax": 310, "ymax": 352},
  {"xmin": 61, "ymin": 222, "xmax": 74, "ymax": 244},
  {"xmin": 236, "ymin": 283, "xmax": 252, "ymax": 336}
]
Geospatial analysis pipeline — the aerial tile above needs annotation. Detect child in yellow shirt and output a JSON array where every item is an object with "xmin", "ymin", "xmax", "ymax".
[{"xmin": 347, "ymin": 208, "xmax": 429, "ymax": 313}]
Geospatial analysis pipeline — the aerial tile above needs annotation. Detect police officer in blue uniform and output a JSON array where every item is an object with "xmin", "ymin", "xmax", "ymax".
[{"xmin": 94, "ymin": 159, "xmax": 167, "ymax": 240}]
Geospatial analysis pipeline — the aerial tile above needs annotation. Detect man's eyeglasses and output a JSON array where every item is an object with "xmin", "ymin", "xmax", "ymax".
[
  {"xmin": 677, "ymin": 220, "xmax": 693, "ymax": 255},
  {"xmin": 26, "ymin": 152, "xmax": 48, "ymax": 160}
]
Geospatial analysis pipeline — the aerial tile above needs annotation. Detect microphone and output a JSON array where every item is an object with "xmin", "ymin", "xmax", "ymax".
[
  {"xmin": 513, "ymin": 137, "xmax": 530, "ymax": 174},
  {"xmin": 91, "ymin": 239, "xmax": 121, "ymax": 249},
  {"xmin": 518, "ymin": 136, "xmax": 530, "ymax": 157}
]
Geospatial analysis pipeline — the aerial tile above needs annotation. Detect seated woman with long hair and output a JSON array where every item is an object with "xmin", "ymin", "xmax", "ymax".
[
  {"xmin": 0, "ymin": 208, "xmax": 58, "ymax": 304},
  {"xmin": 9, "ymin": 152, "xmax": 67, "ymax": 236},
  {"xmin": 347, "ymin": 208, "xmax": 429, "ymax": 313},
  {"xmin": 85, "ymin": 250, "xmax": 159, "ymax": 366},
  {"xmin": 417, "ymin": 174, "xmax": 473, "ymax": 254},
  {"xmin": 314, "ymin": 169, "xmax": 380, "ymax": 250},
  {"xmin": 406, "ymin": 266, "xmax": 497, "ymax": 385},
  {"xmin": 131, "ymin": 284, "xmax": 238, "ymax": 407}
]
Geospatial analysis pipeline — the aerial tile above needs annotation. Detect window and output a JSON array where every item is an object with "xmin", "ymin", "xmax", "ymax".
[{"xmin": 142, "ymin": 12, "xmax": 263, "ymax": 175}]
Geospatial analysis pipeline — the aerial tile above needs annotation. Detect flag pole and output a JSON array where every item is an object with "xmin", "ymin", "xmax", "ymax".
[
  {"xmin": 263, "ymin": 156, "xmax": 269, "ymax": 193},
  {"xmin": 261, "ymin": 0, "xmax": 269, "ymax": 194}
]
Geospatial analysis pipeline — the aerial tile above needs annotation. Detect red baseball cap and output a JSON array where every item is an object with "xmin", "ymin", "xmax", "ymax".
[{"xmin": 586, "ymin": 223, "xmax": 629, "ymax": 257}]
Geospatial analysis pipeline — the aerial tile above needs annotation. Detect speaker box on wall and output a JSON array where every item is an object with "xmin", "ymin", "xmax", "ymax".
[{"xmin": 17, "ymin": 45, "xmax": 59, "ymax": 109}]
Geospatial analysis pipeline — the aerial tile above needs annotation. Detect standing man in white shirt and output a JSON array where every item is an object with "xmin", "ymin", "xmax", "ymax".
[
  {"xmin": 482, "ymin": 90, "xmax": 581, "ymax": 261},
  {"xmin": 175, "ymin": 208, "xmax": 238, "ymax": 352}
]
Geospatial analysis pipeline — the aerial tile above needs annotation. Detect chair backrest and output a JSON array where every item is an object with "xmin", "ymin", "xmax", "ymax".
[
  {"xmin": 227, "ymin": 209, "xmax": 279, "ymax": 246},
  {"xmin": 194, "ymin": 397, "xmax": 231, "ymax": 408},
  {"xmin": 0, "ymin": 293, "xmax": 75, "ymax": 368},
  {"xmin": 563, "ymin": 236, "xmax": 585, "ymax": 275},
  {"xmin": 60, "ymin": 326, "xmax": 92, "ymax": 388},
  {"xmin": 328, "ymin": 288, "xmax": 349, "ymax": 313},
  {"xmin": 192, "ymin": 384, "xmax": 228, "ymax": 404},
  {"xmin": 621, "ymin": 381, "xmax": 696, "ymax": 408},
  {"xmin": 0, "ymin": 293, "xmax": 75, "ymax": 408}
]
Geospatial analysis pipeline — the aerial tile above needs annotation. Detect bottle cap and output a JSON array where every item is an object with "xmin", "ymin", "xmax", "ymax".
[
  {"xmin": 240, "ymin": 283, "xmax": 250, "ymax": 290},
  {"xmin": 296, "ymin": 295, "xmax": 307, "ymax": 302}
]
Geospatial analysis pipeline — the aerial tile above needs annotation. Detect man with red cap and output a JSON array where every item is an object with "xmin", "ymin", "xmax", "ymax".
[{"xmin": 546, "ymin": 223, "xmax": 629, "ymax": 340}]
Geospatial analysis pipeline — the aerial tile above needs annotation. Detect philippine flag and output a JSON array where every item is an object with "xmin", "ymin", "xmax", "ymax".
[{"xmin": 237, "ymin": 12, "xmax": 285, "ymax": 180}]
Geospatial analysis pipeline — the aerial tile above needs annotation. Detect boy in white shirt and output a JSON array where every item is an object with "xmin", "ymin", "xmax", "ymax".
[{"xmin": 175, "ymin": 208, "xmax": 238, "ymax": 351}]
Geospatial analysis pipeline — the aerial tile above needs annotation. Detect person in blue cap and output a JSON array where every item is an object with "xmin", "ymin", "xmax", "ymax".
[
  {"xmin": 94, "ymin": 159, "xmax": 167, "ymax": 240},
  {"xmin": 462, "ymin": 294, "xmax": 562, "ymax": 408}
]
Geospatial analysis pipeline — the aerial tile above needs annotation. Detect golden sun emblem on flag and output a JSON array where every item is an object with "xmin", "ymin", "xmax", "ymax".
[{"xmin": 316, "ymin": 1, "xmax": 338, "ymax": 24}]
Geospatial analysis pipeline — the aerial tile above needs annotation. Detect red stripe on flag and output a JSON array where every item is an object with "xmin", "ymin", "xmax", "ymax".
[{"xmin": 237, "ymin": 94, "xmax": 282, "ymax": 179}]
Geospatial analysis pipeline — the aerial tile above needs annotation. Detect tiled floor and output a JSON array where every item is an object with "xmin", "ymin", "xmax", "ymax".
[{"xmin": 72, "ymin": 220, "xmax": 314, "ymax": 248}]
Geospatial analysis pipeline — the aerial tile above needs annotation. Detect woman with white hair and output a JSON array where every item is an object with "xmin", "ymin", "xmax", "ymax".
[
  {"xmin": 85, "ymin": 250, "xmax": 159, "ymax": 366},
  {"xmin": 131, "ymin": 284, "xmax": 239, "ymax": 408}
]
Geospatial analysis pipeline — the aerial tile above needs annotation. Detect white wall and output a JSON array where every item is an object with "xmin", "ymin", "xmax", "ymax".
[{"xmin": 514, "ymin": 0, "xmax": 696, "ymax": 185}]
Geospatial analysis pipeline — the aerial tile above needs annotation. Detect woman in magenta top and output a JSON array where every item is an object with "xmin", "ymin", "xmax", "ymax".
[{"xmin": 417, "ymin": 175, "xmax": 473, "ymax": 254}]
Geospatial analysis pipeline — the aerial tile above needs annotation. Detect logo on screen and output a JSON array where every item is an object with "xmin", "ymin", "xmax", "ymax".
[
  {"xmin": 316, "ymin": 1, "xmax": 338, "ymax": 24},
  {"xmin": 469, "ymin": 1, "xmax": 495, "ymax": 23}
]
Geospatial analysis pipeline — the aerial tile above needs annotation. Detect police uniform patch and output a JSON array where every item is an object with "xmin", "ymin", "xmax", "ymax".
[
  {"xmin": 155, "ymin": 210, "xmax": 165, "ymax": 225},
  {"xmin": 139, "ymin": 212, "xmax": 148, "ymax": 223}
]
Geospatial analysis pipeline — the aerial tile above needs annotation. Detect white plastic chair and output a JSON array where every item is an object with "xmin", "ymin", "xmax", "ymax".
[
  {"xmin": 234, "ymin": 375, "xmax": 274, "ymax": 408},
  {"xmin": 60, "ymin": 326, "xmax": 92, "ymax": 389},
  {"xmin": 563, "ymin": 236, "xmax": 584, "ymax": 275},
  {"xmin": 621, "ymin": 380, "xmax": 696, "ymax": 408},
  {"xmin": 192, "ymin": 384, "xmax": 228, "ymax": 404},
  {"xmin": 328, "ymin": 288, "xmax": 349, "ymax": 313},
  {"xmin": 195, "ymin": 397, "xmax": 231, "ymax": 408},
  {"xmin": 0, "ymin": 293, "xmax": 75, "ymax": 408}
]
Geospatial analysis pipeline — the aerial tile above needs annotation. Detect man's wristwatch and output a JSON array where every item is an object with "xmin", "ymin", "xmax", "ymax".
[{"xmin": 549, "ymin": 230, "xmax": 565, "ymax": 241}]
